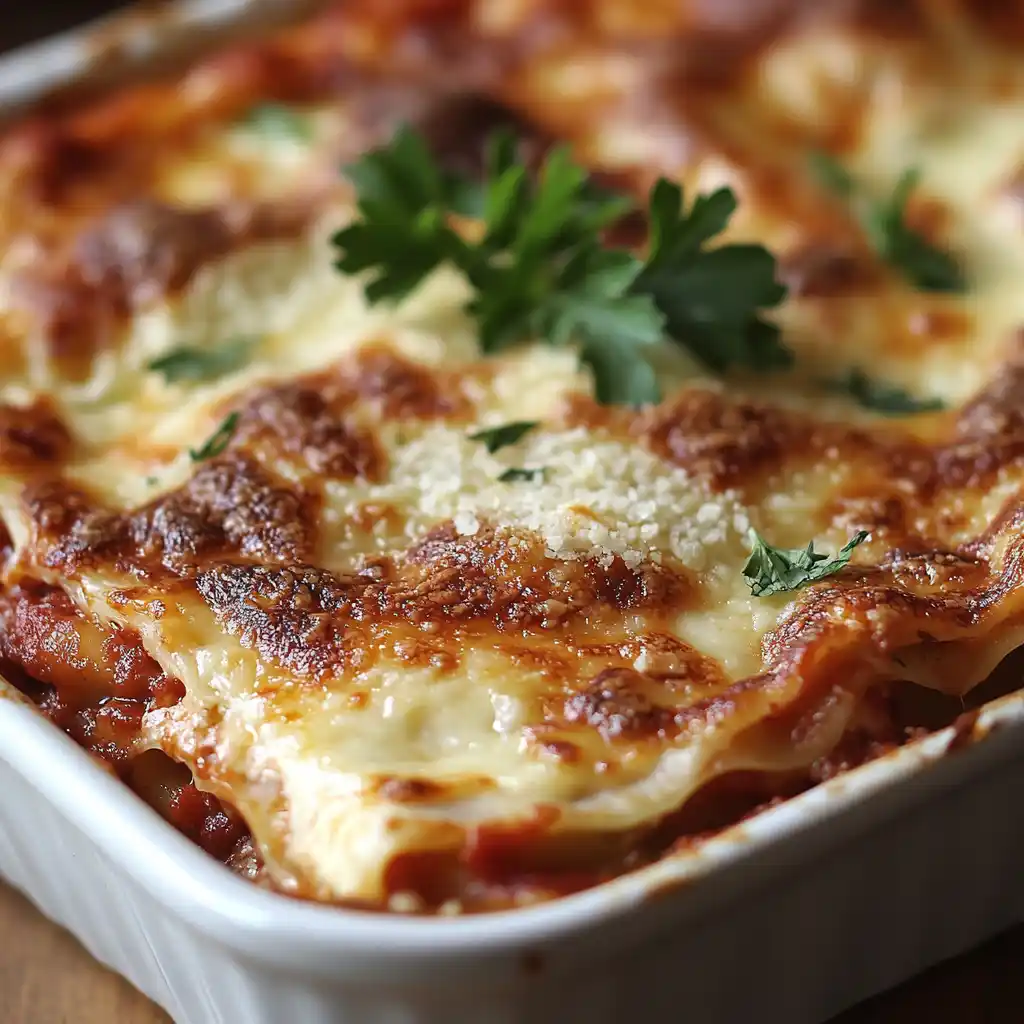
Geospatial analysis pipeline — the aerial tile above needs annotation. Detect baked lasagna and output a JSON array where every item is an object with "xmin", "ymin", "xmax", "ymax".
[{"xmin": 1, "ymin": 0, "xmax": 1023, "ymax": 913}]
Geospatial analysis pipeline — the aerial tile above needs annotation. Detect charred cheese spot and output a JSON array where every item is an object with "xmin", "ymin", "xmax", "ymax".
[
  {"xmin": 405, "ymin": 523, "xmax": 688, "ymax": 622},
  {"xmin": 637, "ymin": 374, "xmax": 1024, "ymax": 521},
  {"xmin": 193, "ymin": 524, "xmax": 689, "ymax": 681},
  {"xmin": 72, "ymin": 200, "xmax": 262, "ymax": 308},
  {"xmin": 371, "ymin": 776, "xmax": 484, "ymax": 804},
  {"xmin": 127, "ymin": 454, "xmax": 316, "ymax": 571},
  {"xmin": 28, "ymin": 453, "xmax": 315, "ymax": 575},
  {"xmin": 761, "ymin": 539, "xmax": 1024, "ymax": 697},
  {"xmin": 956, "ymin": 348, "xmax": 1024, "ymax": 441},
  {"xmin": 235, "ymin": 381, "xmax": 386, "ymax": 482},
  {"xmin": 0, "ymin": 398, "xmax": 71, "ymax": 472},
  {"xmin": 227, "ymin": 345, "xmax": 476, "ymax": 485},
  {"xmin": 777, "ymin": 239, "xmax": 881, "ymax": 298},
  {"xmin": 194, "ymin": 563, "xmax": 353, "ymax": 680},
  {"xmin": 638, "ymin": 390, "xmax": 808, "ymax": 490},
  {"xmin": 344, "ymin": 344, "xmax": 476, "ymax": 420},
  {"xmin": 414, "ymin": 94, "xmax": 554, "ymax": 180},
  {"xmin": 904, "ymin": 305, "xmax": 973, "ymax": 351},
  {"xmin": 563, "ymin": 667, "xmax": 670, "ymax": 740}
]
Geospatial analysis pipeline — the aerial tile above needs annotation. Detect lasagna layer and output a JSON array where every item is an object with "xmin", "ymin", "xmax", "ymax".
[{"xmin": 0, "ymin": 0, "xmax": 1023, "ymax": 911}]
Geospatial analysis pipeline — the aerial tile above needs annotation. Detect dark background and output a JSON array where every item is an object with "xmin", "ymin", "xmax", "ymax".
[
  {"xmin": 2, "ymin": 1, "xmax": 132, "ymax": 51},
  {"xmin": 0, "ymin": 3, "xmax": 1022, "ymax": 1023}
]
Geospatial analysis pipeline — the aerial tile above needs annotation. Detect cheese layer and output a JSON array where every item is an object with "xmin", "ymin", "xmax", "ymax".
[{"xmin": 1, "ymin": 1, "xmax": 1024, "ymax": 909}]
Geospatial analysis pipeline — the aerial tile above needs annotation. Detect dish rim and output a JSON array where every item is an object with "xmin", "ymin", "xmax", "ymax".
[{"xmin": 4, "ymin": 672, "xmax": 1023, "ymax": 977}]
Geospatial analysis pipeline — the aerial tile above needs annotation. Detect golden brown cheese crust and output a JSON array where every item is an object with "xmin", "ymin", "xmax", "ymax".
[
  {"xmin": 2, "ymin": 0, "xmax": 1024, "ymax": 911},
  {"xmin": 0, "ymin": 0, "xmax": 1001, "ymax": 381},
  {"xmin": 0, "ymin": 398, "xmax": 71, "ymax": 472},
  {"xmin": 27, "ymin": 454, "xmax": 317, "ymax": 574}
]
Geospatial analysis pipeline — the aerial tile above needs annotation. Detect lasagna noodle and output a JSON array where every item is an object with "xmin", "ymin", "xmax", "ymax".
[{"xmin": 0, "ymin": 0, "xmax": 1023, "ymax": 908}]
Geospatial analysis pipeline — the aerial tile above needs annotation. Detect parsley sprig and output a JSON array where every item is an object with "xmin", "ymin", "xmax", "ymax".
[
  {"xmin": 743, "ymin": 529, "xmax": 869, "ymax": 598},
  {"xmin": 832, "ymin": 368, "xmax": 945, "ymax": 416},
  {"xmin": 633, "ymin": 182, "xmax": 789, "ymax": 372},
  {"xmin": 810, "ymin": 153, "xmax": 965, "ymax": 293},
  {"xmin": 333, "ymin": 127, "xmax": 789, "ymax": 405},
  {"xmin": 469, "ymin": 420, "xmax": 538, "ymax": 453},
  {"xmin": 498, "ymin": 467, "xmax": 547, "ymax": 483},
  {"xmin": 189, "ymin": 413, "xmax": 239, "ymax": 462},
  {"xmin": 148, "ymin": 337, "xmax": 256, "ymax": 384}
]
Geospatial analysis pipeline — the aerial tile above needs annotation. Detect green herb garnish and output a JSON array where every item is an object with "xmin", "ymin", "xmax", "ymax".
[
  {"xmin": 810, "ymin": 153, "xmax": 965, "ymax": 293},
  {"xmin": 742, "ymin": 529, "xmax": 869, "ymax": 597},
  {"xmin": 189, "ymin": 412, "xmax": 239, "ymax": 462},
  {"xmin": 469, "ymin": 420, "xmax": 539, "ymax": 453},
  {"xmin": 498, "ymin": 467, "xmax": 547, "ymax": 483},
  {"xmin": 240, "ymin": 103, "xmax": 311, "ymax": 142},
  {"xmin": 148, "ymin": 337, "xmax": 256, "ymax": 384},
  {"xmin": 333, "ymin": 127, "xmax": 790, "ymax": 405},
  {"xmin": 808, "ymin": 150, "xmax": 857, "ymax": 199},
  {"xmin": 833, "ymin": 368, "xmax": 946, "ymax": 416},
  {"xmin": 631, "ymin": 180, "xmax": 790, "ymax": 373}
]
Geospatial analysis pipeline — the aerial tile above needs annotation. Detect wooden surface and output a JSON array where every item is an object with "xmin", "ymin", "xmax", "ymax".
[
  {"xmin": 0, "ymin": 3, "xmax": 1023, "ymax": 1023},
  {"xmin": 0, "ymin": 883, "xmax": 169, "ymax": 1024}
]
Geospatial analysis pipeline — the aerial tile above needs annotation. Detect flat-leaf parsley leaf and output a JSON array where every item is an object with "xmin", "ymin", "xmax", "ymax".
[
  {"xmin": 832, "ymin": 368, "xmax": 945, "ymax": 416},
  {"xmin": 469, "ymin": 420, "xmax": 539, "ymax": 452},
  {"xmin": 148, "ymin": 337, "xmax": 256, "ymax": 384},
  {"xmin": 334, "ymin": 127, "xmax": 462, "ymax": 303},
  {"xmin": 743, "ymin": 529, "xmax": 869, "ymax": 597},
  {"xmin": 631, "ymin": 180, "xmax": 791, "ymax": 372},
  {"xmin": 498, "ymin": 467, "xmax": 547, "ymax": 483},
  {"xmin": 811, "ymin": 153, "xmax": 965, "ymax": 293},
  {"xmin": 189, "ymin": 413, "xmax": 239, "ymax": 462},
  {"xmin": 334, "ymin": 127, "xmax": 790, "ymax": 405}
]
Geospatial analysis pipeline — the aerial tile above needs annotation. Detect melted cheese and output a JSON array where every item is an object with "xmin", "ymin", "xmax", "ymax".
[{"xmin": 2, "ymin": 0, "xmax": 1024, "ymax": 909}]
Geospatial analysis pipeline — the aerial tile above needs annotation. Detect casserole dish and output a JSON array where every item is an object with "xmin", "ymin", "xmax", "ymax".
[
  {"xmin": 2, "ymin": 2, "xmax": 1024, "ymax": 1022},
  {"xmin": 4, "ymin": 670, "xmax": 1024, "ymax": 1024}
]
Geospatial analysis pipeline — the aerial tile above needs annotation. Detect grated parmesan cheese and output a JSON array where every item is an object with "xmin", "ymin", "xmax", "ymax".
[{"xmin": 322, "ymin": 423, "xmax": 754, "ymax": 572}]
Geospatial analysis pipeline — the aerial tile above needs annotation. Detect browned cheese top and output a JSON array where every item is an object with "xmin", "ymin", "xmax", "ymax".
[{"xmin": 0, "ymin": 0, "xmax": 1023, "ymax": 910}]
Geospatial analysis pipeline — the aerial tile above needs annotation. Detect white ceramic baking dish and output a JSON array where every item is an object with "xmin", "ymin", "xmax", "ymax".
[{"xmin": 2, "ymin": 5, "xmax": 1024, "ymax": 1023}]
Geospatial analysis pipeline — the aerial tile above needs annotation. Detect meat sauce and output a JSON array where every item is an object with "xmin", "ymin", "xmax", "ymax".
[
  {"xmin": 1, "ymin": 573, "xmax": 1007, "ymax": 912},
  {"xmin": 0, "ymin": 579, "xmax": 252, "ymax": 868}
]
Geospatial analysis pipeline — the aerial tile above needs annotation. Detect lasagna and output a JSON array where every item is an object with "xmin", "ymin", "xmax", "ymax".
[{"xmin": 0, "ymin": 0, "xmax": 1023, "ymax": 913}]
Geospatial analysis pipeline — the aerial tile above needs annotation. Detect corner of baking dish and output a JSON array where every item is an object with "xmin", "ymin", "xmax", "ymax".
[
  {"xmin": 3, "ymin": 671, "xmax": 1023, "ymax": 984},
  {"xmin": 0, "ymin": 0, "xmax": 320, "ymax": 117}
]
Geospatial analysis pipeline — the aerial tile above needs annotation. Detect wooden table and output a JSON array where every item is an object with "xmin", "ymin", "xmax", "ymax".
[{"xmin": 1, "ymin": 3, "xmax": 1023, "ymax": 1022}]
